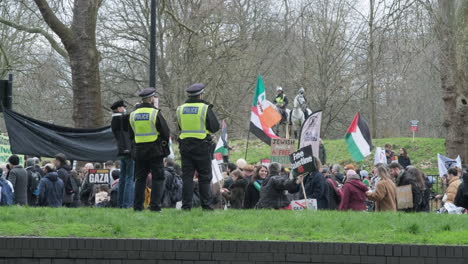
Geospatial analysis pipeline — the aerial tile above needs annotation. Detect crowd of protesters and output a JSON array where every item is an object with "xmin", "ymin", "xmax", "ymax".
[{"xmin": 0, "ymin": 143, "xmax": 467, "ymax": 213}]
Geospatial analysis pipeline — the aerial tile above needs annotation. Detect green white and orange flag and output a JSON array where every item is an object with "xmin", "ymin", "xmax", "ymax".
[
  {"xmin": 214, "ymin": 120, "xmax": 228, "ymax": 161},
  {"xmin": 345, "ymin": 113, "xmax": 372, "ymax": 162},
  {"xmin": 249, "ymin": 75, "xmax": 282, "ymax": 145}
]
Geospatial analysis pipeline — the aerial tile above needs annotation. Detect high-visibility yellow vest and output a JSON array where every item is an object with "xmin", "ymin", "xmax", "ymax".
[
  {"xmin": 176, "ymin": 103, "xmax": 209, "ymax": 139},
  {"xmin": 129, "ymin": 108, "xmax": 159, "ymax": 143},
  {"xmin": 275, "ymin": 95, "xmax": 284, "ymax": 106}
]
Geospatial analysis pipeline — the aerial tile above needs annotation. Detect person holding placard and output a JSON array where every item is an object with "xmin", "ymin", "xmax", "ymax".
[{"xmin": 366, "ymin": 166, "xmax": 397, "ymax": 212}]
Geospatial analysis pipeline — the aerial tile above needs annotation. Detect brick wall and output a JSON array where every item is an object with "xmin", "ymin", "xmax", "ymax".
[{"xmin": 0, "ymin": 237, "xmax": 467, "ymax": 263}]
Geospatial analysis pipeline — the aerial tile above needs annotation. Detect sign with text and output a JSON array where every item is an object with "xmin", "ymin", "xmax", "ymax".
[
  {"xmin": 0, "ymin": 135, "xmax": 23, "ymax": 165},
  {"xmin": 410, "ymin": 120, "xmax": 419, "ymax": 132},
  {"xmin": 271, "ymin": 139, "xmax": 296, "ymax": 168},
  {"xmin": 289, "ymin": 145, "xmax": 316, "ymax": 177},
  {"xmin": 88, "ymin": 169, "xmax": 110, "ymax": 184}
]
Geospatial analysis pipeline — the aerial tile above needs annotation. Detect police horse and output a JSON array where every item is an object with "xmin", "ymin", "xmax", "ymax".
[{"xmin": 290, "ymin": 96, "xmax": 312, "ymax": 139}]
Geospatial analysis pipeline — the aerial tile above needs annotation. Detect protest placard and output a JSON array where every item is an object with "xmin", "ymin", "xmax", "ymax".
[
  {"xmin": 88, "ymin": 169, "xmax": 110, "ymax": 184},
  {"xmin": 396, "ymin": 184, "xmax": 413, "ymax": 210},
  {"xmin": 289, "ymin": 145, "xmax": 316, "ymax": 177},
  {"xmin": 271, "ymin": 139, "xmax": 296, "ymax": 168},
  {"xmin": 0, "ymin": 135, "xmax": 23, "ymax": 165}
]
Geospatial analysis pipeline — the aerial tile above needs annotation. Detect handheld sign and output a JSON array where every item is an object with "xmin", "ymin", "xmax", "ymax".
[
  {"xmin": 271, "ymin": 139, "xmax": 296, "ymax": 168},
  {"xmin": 88, "ymin": 169, "xmax": 110, "ymax": 184},
  {"xmin": 289, "ymin": 145, "xmax": 317, "ymax": 177}
]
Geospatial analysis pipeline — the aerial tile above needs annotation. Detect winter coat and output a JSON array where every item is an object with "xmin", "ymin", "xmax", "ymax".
[
  {"xmin": 223, "ymin": 176, "xmax": 234, "ymax": 190},
  {"xmin": 111, "ymin": 112, "xmax": 133, "ymax": 157},
  {"xmin": 244, "ymin": 180, "xmax": 261, "ymax": 209},
  {"xmin": 57, "ymin": 165, "xmax": 74, "ymax": 204},
  {"xmin": 397, "ymin": 173, "xmax": 426, "ymax": 212},
  {"xmin": 367, "ymin": 178, "xmax": 397, "ymax": 212},
  {"xmin": 222, "ymin": 178, "xmax": 248, "ymax": 209},
  {"xmin": 454, "ymin": 173, "xmax": 468, "ymax": 209},
  {"xmin": 326, "ymin": 177, "xmax": 342, "ymax": 210},
  {"xmin": 256, "ymin": 175, "xmax": 300, "ymax": 209},
  {"xmin": 319, "ymin": 144, "xmax": 327, "ymax": 165},
  {"xmin": 446, "ymin": 176, "xmax": 461, "ymax": 204},
  {"xmin": 8, "ymin": 166, "xmax": 28, "ymax": 205},
  {"xmin": 38, "ymin": 172, "xmax": 64, "ymax": 207},
  {"xmin": 162, "ymin": 167, "xmax": 179, "ymax": 208},
  {"xmin": 301, "ymin": 172, "xmax": 329, "ymax": 209},
  {"xmin": 334, "ymin": 173, "xmax": 345, "ymax": 184},
  {"xmin": 339, "ymin": 179, "xmax": 368, "ymax": 211},
  {"xmin": 398, "ymin": 156, "xmax": 411, "ymax": 169}
]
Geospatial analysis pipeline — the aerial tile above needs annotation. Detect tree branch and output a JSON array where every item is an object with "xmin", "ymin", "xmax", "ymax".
[
  {"xmin": 33, "ymin": 0, "xmax": 74, "ymax": 47},
  {"xmin": 0, "ymin": 17, "xmax": 68, "ymax": 59}
]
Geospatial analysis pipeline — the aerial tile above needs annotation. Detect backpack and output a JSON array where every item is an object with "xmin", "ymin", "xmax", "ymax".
[
  {"xmin": 167, "ymin": 174, "xmax": 183, "ymax": 204},
  {"xmin": 29, "ymin": 170, "xmax": 41, "ymax": 196},
  {"xmin": 0, "ymin": 179, "xmax": 14, "ymax": 206}
]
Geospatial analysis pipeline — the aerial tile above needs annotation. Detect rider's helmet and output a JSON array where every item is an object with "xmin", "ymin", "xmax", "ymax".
[
  {"xmin": 299, "ymin": 87, "xmax": 305, "ymax": 94},
  {"xmin": 276, "ymin": 86, "xmax": 283, "ymax": 92}
]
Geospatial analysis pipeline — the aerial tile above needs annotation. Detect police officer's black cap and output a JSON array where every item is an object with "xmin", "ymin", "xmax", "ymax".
[
  {"xmin": 138, "ymin": 87, "xmax": 156, "ymax": 98},
  {"xmin": 110, "ymin": 100, "xmax": 126, "ymax": 110},
  {"xmin": 186, "ymin": 83, "xmax": 206, "ymax": 97}
]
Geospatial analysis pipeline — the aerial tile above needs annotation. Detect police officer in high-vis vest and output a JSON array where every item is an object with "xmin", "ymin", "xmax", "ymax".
[
  {"xmin": 177, "ymin": 83, "xmax": 220, "ymax": 210},
  {"xmin": 129, "ymin": 87, "xmax": 170, "ymax": 211}
]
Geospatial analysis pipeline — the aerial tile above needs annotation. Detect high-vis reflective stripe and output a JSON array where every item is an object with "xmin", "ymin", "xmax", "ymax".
[
  {"xmin": 129, "ymin": 108, "xmax": 159, "ymax": 143},
  {"xmin": 275, "ymin": 96, "xmax": 284, "ymax": 105},
  {"xmin": 177, "ymin": 103, "xmax": 209, "ymax": 139}
]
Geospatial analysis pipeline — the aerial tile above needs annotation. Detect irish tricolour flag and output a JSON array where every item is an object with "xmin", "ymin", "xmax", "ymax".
[
  {"xmin": 249, "ymin": 75, "xmax": 282, "ymax": 145},
  {"xmin": 345, "ymin": 113, "xmax": 372, "ymax": 162}
]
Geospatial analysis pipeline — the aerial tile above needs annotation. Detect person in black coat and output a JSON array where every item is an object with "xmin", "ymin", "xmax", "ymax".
[
  {"xmin": 399, "ymin": 167, "xmax": 427, "ymax": 212},
  {"xmin": 256, "ymin": 163, "xmax": 303, "ymax": 209},
  {"xmin": 455, "ymin": 172, "xmax": 468, "ymax": 210},
  {"xmin": 221, "ymin": 169, "xmax": 248, "ymax": 209},
  {"xmin": 38, "ymin": 164, "xmax": 64, "ymax": 207},
  {"xmin": 398, "ymin": 148, "xmax": 411, "ymax": 169},
  {"xmin": 300, "ymin": 158, "xmax": 329, "ymax": 209},
  {"xmin": 244, "ymin": 165, "xmax": 268, "ymax": 209},
  {"xmin": 54, "ymin": 153, "xmax": 74, "ymax": 207}
]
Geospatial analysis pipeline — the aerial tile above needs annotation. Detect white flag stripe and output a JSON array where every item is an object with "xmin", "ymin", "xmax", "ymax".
[{"xmin": 351, "ymin": 126, "xmax": 371, "ymax": 157}]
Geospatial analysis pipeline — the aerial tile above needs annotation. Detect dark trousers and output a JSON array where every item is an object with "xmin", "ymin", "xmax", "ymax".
[
  {"xmin": 181, "ymin": 154, "xmax": 213, "ymax": 210},
  {"xmin": 134, "ymin": 156, "xmax": 165, "ymax": 211}
]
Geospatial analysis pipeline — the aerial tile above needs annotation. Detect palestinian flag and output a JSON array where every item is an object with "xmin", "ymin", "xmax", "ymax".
[
  {"xmin": 250, "ymin": 75, "xmax": 282, "ymax": 145},
  {"xmin": 214, "ymin": 120, "xmax": 229, "ymax": 161},
  {"xmin": 345, "ymin": 113, "xmax": 372, "ymax": 162}
]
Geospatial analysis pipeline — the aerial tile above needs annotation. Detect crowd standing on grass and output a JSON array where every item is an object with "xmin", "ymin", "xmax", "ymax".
[{"xmin": 0, "ymin": 85, "xmax": 467, "ymax": 214}]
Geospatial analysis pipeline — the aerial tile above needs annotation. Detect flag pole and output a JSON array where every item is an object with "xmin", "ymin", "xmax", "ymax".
[{"xmin": 245, "ymin": 130, "xmax": 251, "ymax": 160}]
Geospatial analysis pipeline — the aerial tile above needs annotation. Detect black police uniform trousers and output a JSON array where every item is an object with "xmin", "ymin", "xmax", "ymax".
[
  {"xmin": 133, "ymin": 143, "xmax": 165, "ymax": 211},
  {"xmin": 180, "ymin": 139, "xmax": 213, "ymax": 210}
]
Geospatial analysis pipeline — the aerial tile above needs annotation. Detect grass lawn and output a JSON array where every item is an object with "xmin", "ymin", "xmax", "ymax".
[
  {"xmin": 227, "ymin": 137, "xmax": 445, "ymax": 175},
  {"xmin": 1, "ymin": 207, "xmax": 467, "ymax": 245}
]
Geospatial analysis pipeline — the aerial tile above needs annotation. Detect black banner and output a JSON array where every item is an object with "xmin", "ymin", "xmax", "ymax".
[{"xmin": 4, "ymin": 109, "xmax": 118, "ymax": 161}]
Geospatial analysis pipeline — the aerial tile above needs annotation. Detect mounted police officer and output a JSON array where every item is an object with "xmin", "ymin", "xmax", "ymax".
[
  {"xmin": 129, "ymin": 87, "xmax": 170, "ymax": 212},
  {"xmin": 274, "ymin": 86, "xmax": 289, "ymax": 122},
  {"xmin": 177, "ymin": 83, "xmax": 220, "ymax": 210}
]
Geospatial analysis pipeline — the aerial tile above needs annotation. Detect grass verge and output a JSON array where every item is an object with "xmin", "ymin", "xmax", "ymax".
[{"xmin": 1, "ymin": 207, "xmax": 467, "ymax": 245}]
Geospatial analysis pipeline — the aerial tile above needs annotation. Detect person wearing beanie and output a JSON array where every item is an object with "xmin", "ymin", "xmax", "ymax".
[
  {"xmin": 176, "ymin": 83, "xmax": 220, "ymax": 211},
  {"xmin": 7, "ymin": 155, "xmax": 28, "ymax": 205},
  {"xmin": 339, "ymin": 169, "xmax": 368, "ymax": 211}
]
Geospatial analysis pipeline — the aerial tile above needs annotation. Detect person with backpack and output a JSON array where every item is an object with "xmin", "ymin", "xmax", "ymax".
[
  {"xmin": 0, "ymin": 176, "xmax": 14, "ymax": 206},
  {"xmin": 26, "ymin": 158, "xmax": 42, "ymax": 206},
  {"xmin": 54, "ymin": 153, "xmax": 74, "ymax": 207},
  {"xmin": 38, "ymin": 164, "xmax": 64, "ymax": 207},
  {"xmin": 7, "ymin": 155, "xmax": 28, "ymax": 205},
  {"xmin": 161, "ymin": 158, "xmax": 182, "ymax": 208}
]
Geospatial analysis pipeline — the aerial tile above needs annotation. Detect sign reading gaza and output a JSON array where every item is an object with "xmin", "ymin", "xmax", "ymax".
[
  {"xmin": 289, "ymin": 145, "xmax": 317, "ymax": 177},
  {"xmin": 88, "ymin": 169, "xmax": 110, "ymax": 184}
]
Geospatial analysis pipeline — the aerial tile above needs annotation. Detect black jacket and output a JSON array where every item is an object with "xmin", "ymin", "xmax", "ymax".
[
  {"xmin": 244, "ymin": 180, "xmax": 261, "ymax": 209},
  {"xmin": 222, "ymin": 178, "xmax": 248, "ymax": 209},
  {"xmin": 454, "ymin": 173, "xmax": 468, "ymax": 210},
  {"xmin": 256, "ymin": 175, "xmax": 300, "ymax": 209},
  {"xmin": 398, "ymin": 173, "xmax": 425, "ymax": 212},
  {"xmin": 398, "ymin": 156, "xmax": 411, "ymax": 169},
  {"xmin": 301, "ymin": 172, "xmax": 329, "ymax": 210},
  {"xmin": 38, "ymin": 172, "xmax": 64, "ymax": 207},
  {"xmin": 129, "ymin": 103, "xmax": 171, "ymax": 158},
  {"xmin": 111, "ymin": 112, "xmax": 133, "ymax": 157},
  {"xmin": 178, "ymin": 98, "xmax": 220, "ymax": 156}
]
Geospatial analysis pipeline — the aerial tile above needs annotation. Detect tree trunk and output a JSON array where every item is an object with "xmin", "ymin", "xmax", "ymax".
[
  {"xmin": 437, "ymin": 0, "xmax": 468, "ymax": 162},
  {"xmin": 367, "ymin": 0, "xmax": 377, "ymax": 138}
]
